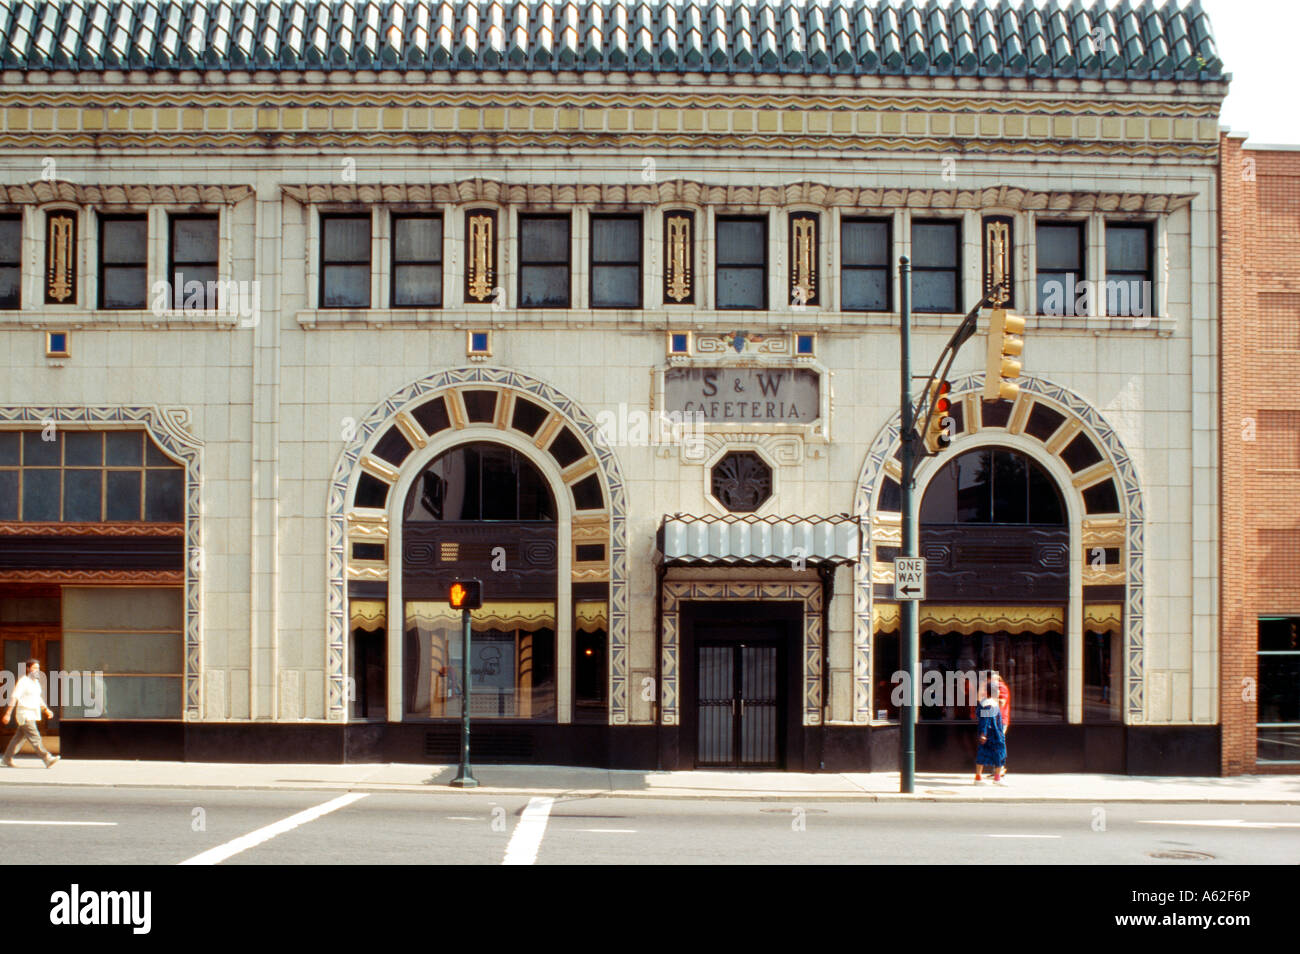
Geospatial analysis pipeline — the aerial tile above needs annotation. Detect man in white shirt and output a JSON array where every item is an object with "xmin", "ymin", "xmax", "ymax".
[{"xmin": 2, "ymin": 659, "xmax": 60, "ymax": 768}]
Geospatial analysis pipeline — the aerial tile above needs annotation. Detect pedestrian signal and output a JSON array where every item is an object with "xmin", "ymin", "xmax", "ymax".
[{"xmin": 448, "ymin": 579, "xmax": 482, "ymax": 610}]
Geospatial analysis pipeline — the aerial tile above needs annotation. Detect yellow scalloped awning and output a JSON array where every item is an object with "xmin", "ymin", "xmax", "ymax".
[
  {"xmin": 575, "ymin": 600, "xmax": 607, "ymax": 633},
  {"xmin": 406, "ymin": 601, "xmax": 556, "ymax": 633},
  {"xmin": 873, "ymin": 604, "xmax": 1065, "ymax": 635},
  {"xmin": 350, "ymin": 600, "xmax": 386, "ymax": 633},
  {"xmin": 1084, "ymin": 604, "xmax": 1123, "ymax": 630}
]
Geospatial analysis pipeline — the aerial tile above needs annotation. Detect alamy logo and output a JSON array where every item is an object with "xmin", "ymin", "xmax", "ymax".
[
  {"xmin": 0, "ymin": 669, "xmax": 105, "ymax": 716},
  {"xmin": 150, "ymin": 274, "xmax": 260, "ymax": 328},
  {"xmin": 49, "ymin": 884, "xmax": 151, "ymax": 934}
]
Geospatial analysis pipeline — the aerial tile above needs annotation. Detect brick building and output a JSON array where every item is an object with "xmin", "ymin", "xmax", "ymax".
[{"xmin": 1220, "ymin": 133, "xmax": 1300, "ymax": 773}]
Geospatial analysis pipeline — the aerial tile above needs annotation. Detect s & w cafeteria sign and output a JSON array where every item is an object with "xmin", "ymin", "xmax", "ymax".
[{"xmin": 664, "ymin": 367, "xmax": 820, "ymax": 424}]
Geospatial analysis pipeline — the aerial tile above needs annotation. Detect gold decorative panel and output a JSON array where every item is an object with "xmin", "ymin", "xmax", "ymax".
[
  {"xmin": 45, "ymin": 209, "xmax": 76, "ymax": 304},
  {"xmin": 662, "ymin": 210, "xmax": 693, "ymax": 304},
  {"xmin": 464, "ymin": 209, "xmax": 496, "ymax": 303},
  {"xmin": 789, "ymin": 212, "xmax": 819, "ymax": 307},
  {"xmin": 982, "ymin": 215, "xmax": 1014, "ymax": 309}
]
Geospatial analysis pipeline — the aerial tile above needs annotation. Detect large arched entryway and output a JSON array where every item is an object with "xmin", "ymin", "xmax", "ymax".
[
  {"xmin": 854, "ymin": 373, "xmax": 1144, "ymax": 772},
  {"xmin": 328, "ymin": 368, "xmax": 631, "ymax": 763}
]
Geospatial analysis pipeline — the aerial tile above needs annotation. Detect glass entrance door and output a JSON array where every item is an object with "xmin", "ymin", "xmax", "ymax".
[{"xmin": 696, "ymin": 642, "xmax": 780, "ymax": 768}]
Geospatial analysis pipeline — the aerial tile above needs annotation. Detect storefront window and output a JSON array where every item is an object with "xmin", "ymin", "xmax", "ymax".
[
  {"xmin": 574, "ymin": 599, "xmax": 608, "ymax": 723},
  {"xmin": 1083, "ymin": 604, "xmax": 1122, "ymax": 722},
  {"xmin": 873, "ymin": 604, "xmax": 1065, "ymax": 722},
  {"xmin": 349, "ymin": 599, "xmax": 386, "ymax": 721},
  {"xmin": 404, "ymin": 600, "xmax": 555, "ymax": 721},
  {"xmin": 1258, "ymin": 617, "xmax": 1300, "ymax": 763}
]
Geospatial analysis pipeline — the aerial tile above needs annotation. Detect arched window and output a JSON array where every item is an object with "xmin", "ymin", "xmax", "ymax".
[
  {"xmin": 402, "ymin": 441, "xmax": 559, "ymax": 723},
  {"xmin": 404, "ymin": 442, "xmax": 556, "ymax": 522},
  {"xmin": 921, "ymin": 447, "xmax": 1065, "ymax": 525}
]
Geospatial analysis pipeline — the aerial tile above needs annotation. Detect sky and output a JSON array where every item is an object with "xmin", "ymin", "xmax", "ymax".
[{"xmin": 1200, "ymin": 0, "xmax": 1300, "ymax": 144}]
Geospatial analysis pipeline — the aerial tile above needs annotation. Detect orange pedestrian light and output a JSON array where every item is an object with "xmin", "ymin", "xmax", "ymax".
[{"xmin": 448, "ymin": 579, "xmax": 482, "ymax": 610}]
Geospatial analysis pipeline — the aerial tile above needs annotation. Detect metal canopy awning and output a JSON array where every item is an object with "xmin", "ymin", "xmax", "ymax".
[{"xmin": 657, "ymin": 514, "xmax": 860, "ymax": 567}]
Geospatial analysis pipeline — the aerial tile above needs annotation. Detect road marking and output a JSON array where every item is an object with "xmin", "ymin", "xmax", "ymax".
[
  {"xmin": 0, "ymin": 820, "xmax": 117, "ymax": 827},
  {"xmin": 1139, "ymin": 819, "xmax": 1300, "ymax": 830},
  {"xmin": 445, "ymin": 816, "xmax": 481, "ymax": 821},
  {"xmin": 502, "ymin": 796, "xmax": 554, "ymax": 866},
  {"xmin": 178, "ymin": 793, "xmax": 369, "ymax": 866},
  {"xmin": 984, "ymin": 834, "xmax": 1061, "ymax": 839}
]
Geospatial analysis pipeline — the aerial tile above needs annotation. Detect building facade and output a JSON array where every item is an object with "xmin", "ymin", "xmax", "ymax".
[
  {"xmin": 0, "ymin": 0, "xmax": 1223, "ymax": 773},
  {"xmin": 1219, "ymin": 132, "xmax": 1300, "ymax": 774}
]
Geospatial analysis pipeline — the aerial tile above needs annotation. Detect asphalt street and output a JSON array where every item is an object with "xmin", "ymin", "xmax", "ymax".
[{"xmin": 2, "ymin": 785, "xmax": 1298, "ymax": 865}]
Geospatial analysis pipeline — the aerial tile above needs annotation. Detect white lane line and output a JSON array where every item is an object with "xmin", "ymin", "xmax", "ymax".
[
  {"xmin": 0, "ymin": 820, "xmax": 117, "ymax": 827},
  {"xmin": 502, "ymin": 796, "xmax": 554, "ymax": 866},
  {"xmin": 178, "ymin": 793, "xmax": 369, "ymax": 866},
  {"xmin": 1139, "ymin": 819, "xmax": 1300, "ymax": 830},
  {"xmin": 984, "ymin": 834, "xmax": 1061, "ymax": 839}
]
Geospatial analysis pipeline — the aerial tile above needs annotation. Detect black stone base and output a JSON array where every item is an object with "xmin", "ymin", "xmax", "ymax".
[{"xmin": 58, "ymin": 721, "xmax": 1222, "ymax": 775}]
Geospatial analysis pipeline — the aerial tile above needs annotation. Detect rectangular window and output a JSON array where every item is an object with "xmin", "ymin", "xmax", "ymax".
[
  {"xmin": 1105, "ymin": 222, "xmax": 1153, "ymax": 318},
  {"xmin": 590, "ymin": 214, "xmax": 641, "ymax": 309},
  {"xmin": 0, "ymin": 214, "xmax": 20, "ymax": 309},
  {"xmin": 320, "ymin": 213, "xmax": 371, "ymax": 309},
  {"xmin": 518, "ymin": 214, "xmax": 570, "ymax": 308},
  {"xmin": 98, "ymin": 214, "xmax": 148, "ymax": 310},
  {"xmin": 0, "ymin": 429, "xmax": 183, "ymax": 523},
  {"xmin": 716, "ymin": 216, "xmax": 767, "ymax": 310},
  {"xmin": 1258, "ymin": 616, "xmax": 1300, "ymax": 763},
  {"xmin": 391, "ymin": 214, "xmax": 443, "ymax": 308},
  {"xmin": 168, "ymin": 214, "xmax": 219, "ymax": 310},
  {"xmin": 910, "ymin": 219, "xmax": 960, "ymax": 313},
  {"xmin": 1036, "ymin": 221, "xmax": 1086, "ymax": 316},
  {"xmin": 1083, "ymin": 604, "xmax": 1122, "ymax": 722},
  {"xmin": 841, "ymin": 217, "xmax": 890, "ymax": 311}
]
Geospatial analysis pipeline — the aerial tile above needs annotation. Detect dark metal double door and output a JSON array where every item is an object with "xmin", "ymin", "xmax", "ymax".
[{"xmin": 696, "ymin": 639, "xmax": 781, "ymax": 768}]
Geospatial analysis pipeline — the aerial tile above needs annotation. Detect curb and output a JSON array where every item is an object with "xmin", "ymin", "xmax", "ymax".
[{"xmin": 2, "ymin": 778, "xmax": 1298, "ymax": 805}]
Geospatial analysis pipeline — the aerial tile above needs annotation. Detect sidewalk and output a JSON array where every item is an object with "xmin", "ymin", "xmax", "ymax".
[{"xmin": 2, "ymin": 758, "xmax": 1298, "ymax": 803}]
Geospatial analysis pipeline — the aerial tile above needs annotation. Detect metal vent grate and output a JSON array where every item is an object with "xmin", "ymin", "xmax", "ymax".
[{"xmin": 424, "ymin": 731, "xmax": 534, "ymax": 761}]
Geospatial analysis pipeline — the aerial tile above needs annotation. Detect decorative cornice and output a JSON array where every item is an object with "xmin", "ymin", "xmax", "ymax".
[
  {"xmin": 0, "ymin": 90, "xmax": 1223, "ymax": 117},
  {"xmin": 0, "ymin": 521, "xmax": 185, "ymax": 537},
  {"xmin": 0, "ymin": 131, "xmax": 1219, "ymax": 162},
  {"xmin": 0, "ymin": 181, "xmax": 252, "ymax": 206},
  {"xmin": 282, "ymin": 179, "xmax": 1196, "ymax": 214},
  {"xmin": 0, "ymin": 569, "xmax": 184, "ymax": 584}
]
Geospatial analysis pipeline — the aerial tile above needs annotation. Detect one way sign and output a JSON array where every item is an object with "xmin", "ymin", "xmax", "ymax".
[{"xmin": 894, "ymin": 558, "xmax": 926, "ymax": 601}]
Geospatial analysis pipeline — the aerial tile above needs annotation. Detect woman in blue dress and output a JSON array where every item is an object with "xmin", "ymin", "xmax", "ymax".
[{"xmin": 975, "ymin": 691, "xmax": 1006, "ymax": 783}]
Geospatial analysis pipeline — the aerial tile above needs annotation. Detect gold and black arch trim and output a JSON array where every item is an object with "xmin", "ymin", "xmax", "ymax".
[{"xmin": 348, "ymin": 384, "xmax": 608, "ymax": 518}]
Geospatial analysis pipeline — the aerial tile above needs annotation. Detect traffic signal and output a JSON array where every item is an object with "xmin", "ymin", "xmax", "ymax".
[
  {"xmin": 984, "ymin": 308, "xmax": 1025, "ymax": 401},
  {"xmin": 448, "ymin": 579, "xmax": 482, "ymax": 610},
  {"xmin": 923, "ymin": 380, "xmax": 953, "ymax": 454}
]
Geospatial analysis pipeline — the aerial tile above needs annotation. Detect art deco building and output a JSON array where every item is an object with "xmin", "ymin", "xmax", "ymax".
[{"xmin": 0, "ymin": 0, "xmax": 1224, "ymax": 773}]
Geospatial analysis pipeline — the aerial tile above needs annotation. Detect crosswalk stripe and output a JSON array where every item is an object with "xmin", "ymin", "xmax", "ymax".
[{"xmin": 502, "ymin": 796, "xmax": 554, "ymax": 865}]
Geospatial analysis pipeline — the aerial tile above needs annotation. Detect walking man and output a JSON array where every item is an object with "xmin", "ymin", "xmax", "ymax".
[{"xmin": 2, "ymin": 659, "xmax": 60, "ymax": 768}]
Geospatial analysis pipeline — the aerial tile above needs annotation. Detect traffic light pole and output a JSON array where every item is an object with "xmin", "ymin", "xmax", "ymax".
[
  {"xmin": 898, "ymin": 257, "xmax": 917, "ymax": 795},
  {"xmin": 897, "ymin": 262, "xmax": 994, "ymax": 794},
  {"xmin": 450, "ymin": 605, "xmax": 478, "ymax": 788}
]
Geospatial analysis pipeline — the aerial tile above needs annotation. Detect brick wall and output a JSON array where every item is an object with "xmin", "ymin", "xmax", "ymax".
[{"xmin": 1219, "ymin": 134, "xmax": 1300, "ymax": 773}]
